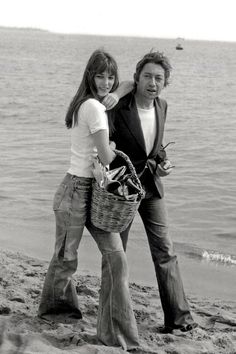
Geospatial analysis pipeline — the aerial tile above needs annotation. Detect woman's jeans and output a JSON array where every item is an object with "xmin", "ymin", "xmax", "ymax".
[
  {"xmin": 121, "ymin": 194, "xmax": 194, "ymax": 329},
  {"xmin": 38, "ymin": 173, "xmax": 139, "ymax": 350}
]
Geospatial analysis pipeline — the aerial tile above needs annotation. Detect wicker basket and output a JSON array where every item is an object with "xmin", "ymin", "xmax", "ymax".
[{"xmin": 90, "ymin": 150, "xmax": 144, "ymax": 233}]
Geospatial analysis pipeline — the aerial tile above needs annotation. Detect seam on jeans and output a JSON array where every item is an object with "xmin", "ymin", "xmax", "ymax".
[
  {"xmin": 58, "ymin": 233, "xmax": 67, "ymax": 259},
  {"xmin": 52, "ymin": 255, "xmax": 62, "ymax": 309},
  {"xmin": 106, "ymin": 253, "xmax": 116, "ymax": 342}
]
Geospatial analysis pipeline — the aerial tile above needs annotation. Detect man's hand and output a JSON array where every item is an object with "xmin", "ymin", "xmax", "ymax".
[
  {"xmin": 156, "ymin": 160, "xmax": 175, "ymax": 177},
  {"xmin": 102, "ymin": 93, "xmax": 119, "ymax": 110}
]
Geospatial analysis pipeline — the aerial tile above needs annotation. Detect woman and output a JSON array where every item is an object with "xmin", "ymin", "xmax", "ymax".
[{"xmin": 38, "ymin": 49, "xmax": 139, "ymax": 351}]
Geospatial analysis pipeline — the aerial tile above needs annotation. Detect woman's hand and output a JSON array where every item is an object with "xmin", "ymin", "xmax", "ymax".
[
  {"xmin": 102, "ymin": 80, "xmax": 134, "ymax": 110},
  {"xmin": 102, "ymin": 93, "xmax": 119, "ymax": 110},
  {"xmin": 109, "ymin": 140, "xmax": 116, "ymax": 150}
]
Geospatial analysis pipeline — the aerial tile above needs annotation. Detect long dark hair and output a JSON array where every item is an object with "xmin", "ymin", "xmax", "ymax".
[{"xmin": 65, "ymin": 49, "xmax": 119, "ymax": 129}]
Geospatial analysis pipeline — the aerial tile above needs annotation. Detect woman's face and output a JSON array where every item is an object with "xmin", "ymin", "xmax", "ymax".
[{"xmin": 94, "ymin": 71, "xmax": 115, "ymax": 97}]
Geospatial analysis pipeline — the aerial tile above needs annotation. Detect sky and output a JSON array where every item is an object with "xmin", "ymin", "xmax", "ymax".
[{"xmin": 0, "ymin": 0, "xmax": 235, "ymax": 42}]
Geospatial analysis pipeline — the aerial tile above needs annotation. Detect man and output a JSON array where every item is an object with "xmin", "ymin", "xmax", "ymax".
[{"xmin": 109, "ymin": 51, "xmax": 197, "ymax": 333}]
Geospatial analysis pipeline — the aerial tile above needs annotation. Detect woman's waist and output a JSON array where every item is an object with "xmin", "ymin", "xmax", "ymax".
[
  {"xmin": 65, "ymin": 173, "xmax": 93, "ymax": 184},
  {"xmin": 68, "ymin": 164, "xmax": 94, "ymax": 178}
]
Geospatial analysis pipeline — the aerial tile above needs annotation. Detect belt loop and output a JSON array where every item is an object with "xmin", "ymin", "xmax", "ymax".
[{"xmin": 70, "ymin": 174, "xmax": 77, "ymax": 190}]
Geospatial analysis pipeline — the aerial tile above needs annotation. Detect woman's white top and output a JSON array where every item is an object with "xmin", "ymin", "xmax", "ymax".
[{"xmin": 67, "ymin": 98, "xmax": 108, "ymax": 177}]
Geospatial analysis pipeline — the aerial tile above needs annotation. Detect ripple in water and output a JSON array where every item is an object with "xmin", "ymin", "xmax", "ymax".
[{"xmin": 202, "ymin": 250, "xmax": 236, "ymax": 265}]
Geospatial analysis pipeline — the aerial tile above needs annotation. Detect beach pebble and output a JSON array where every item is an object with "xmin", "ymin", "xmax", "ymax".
[
  {"xmin": 29, "ymin": 288, "xmax": 41, "ymax": 295},
  {"xmin": 9, "ymin": 295, "xmax": 25, "ymax": 303},
  {"xmin": 25, "ymin": 271, "xmax": 38, "ymax": 277},
  {"xmin": 0, "ymin": 278, "xmax": 10, "ymax": 288},
  {"xmin": 0, "ymin": 305, "xmax": 11, "ymax": 315}
]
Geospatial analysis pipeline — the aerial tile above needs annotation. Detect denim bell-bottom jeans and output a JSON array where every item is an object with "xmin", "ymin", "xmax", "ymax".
[
  {"xmin": 121, "ymin": 192, "xmax": 194, "ymax": 329},
  {"xmin": 38, "ymin": 173, "xmax": 139, "ymax": 350}
]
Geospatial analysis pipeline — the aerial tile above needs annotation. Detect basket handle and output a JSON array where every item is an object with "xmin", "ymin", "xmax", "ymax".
[{"xmin": 113, "ymin": 149, "xmax": 145, "ymax": 198}]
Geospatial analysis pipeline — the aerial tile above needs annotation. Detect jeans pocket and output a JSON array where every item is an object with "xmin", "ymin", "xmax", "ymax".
[{"xmin": 53, "ymin": 183, "xmax": 68, "ymax": 210}]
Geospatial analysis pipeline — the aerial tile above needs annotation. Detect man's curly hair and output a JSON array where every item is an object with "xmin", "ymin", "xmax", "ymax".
[{"xmin": 135, "ymin": 51, "xmax": 172, "ymax": 87}]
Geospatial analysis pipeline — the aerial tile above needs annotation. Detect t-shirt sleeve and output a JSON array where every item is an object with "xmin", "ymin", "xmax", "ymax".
[{"xmin": 83, "ymin": 99, "xmax": 108, "ymax": 134}]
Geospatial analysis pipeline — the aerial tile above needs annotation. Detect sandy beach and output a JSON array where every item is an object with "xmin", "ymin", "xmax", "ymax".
[{"xmin": 0, "ymin": 248, "xmax": 236, "ymax": 354}]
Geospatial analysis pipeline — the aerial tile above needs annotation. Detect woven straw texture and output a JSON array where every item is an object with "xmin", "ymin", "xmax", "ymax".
[
  {"xmin": 90, "ymin": 150, "xmax": 144, "ymax": 233},
  {"xmin": 91, "ymin": 181, "xmax": 141, "ymax": 232}
]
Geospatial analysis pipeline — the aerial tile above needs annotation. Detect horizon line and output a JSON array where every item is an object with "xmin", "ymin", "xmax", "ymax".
[{"xmin": 0, "ymin": 25, "xmax": 235, "ymax": 44}]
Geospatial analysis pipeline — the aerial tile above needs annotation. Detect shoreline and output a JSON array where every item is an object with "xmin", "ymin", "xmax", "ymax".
[
  {"xmin": 1, "ymin": 219, "xmax": 236, "ymax": 302},
  {"xmin": 1, "ymin": 248, "xmax": 236, "ymax": 353}
]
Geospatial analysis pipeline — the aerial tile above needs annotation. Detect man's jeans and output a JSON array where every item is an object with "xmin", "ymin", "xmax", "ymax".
[
  {"xmin": 38, "ymin": 174, "xmax": 139, "ymax": 350},
  {"xmin": 121, "ymin": 194, "xmax": 194, "ymax": 329}
]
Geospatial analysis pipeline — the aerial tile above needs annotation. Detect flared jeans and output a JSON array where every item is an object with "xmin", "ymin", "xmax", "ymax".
[
  {"xmin": 38, "ymin": 173, "xmax": 139, "ymax": 350},
  {"xmin": 121, "ymin": 193, "xmax": 195, "ymax": 329}
]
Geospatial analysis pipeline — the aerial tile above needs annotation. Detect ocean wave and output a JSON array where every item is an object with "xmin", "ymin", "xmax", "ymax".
[
  {"xmin": 202, "ymin": 250, "xmax": 236, "ymax": 265},
  {"xmin": 174, "ymin": 242, "xmax": 236, "ymax": 266}
]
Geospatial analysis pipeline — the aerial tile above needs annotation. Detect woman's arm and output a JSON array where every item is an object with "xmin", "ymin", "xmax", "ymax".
[
  {"xmin": 92, "ymin": 129, "xmax": 116, "ymax": 166},
  {"xmin": 102, "ymin": 81, "xmax": 134, "ymax": 110}
]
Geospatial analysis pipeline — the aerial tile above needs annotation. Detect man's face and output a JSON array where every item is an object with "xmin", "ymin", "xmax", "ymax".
[{"xmin": 135, "ymin": 63, "xmax": 165, "ymax": 100}]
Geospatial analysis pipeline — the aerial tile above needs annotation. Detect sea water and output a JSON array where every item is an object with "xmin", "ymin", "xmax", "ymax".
[{"xmin": 0, "ymin": 27, "xmax": 235, "ymax": 300}]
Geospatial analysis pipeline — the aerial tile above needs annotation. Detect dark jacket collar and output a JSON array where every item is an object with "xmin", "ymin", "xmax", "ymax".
[
  {"xmin": 120, "ymin": 91, "xmax": 163, "ymax": 111},
  {"xmin": 117, "ymin": 92, "xmax": 164, "ymax": 157}
]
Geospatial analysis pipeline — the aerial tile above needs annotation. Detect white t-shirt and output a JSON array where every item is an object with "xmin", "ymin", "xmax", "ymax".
[
  {"xmin": 67, "ymin": 98, "xmax": 108, "ymax": 177},
  {"xmin": 137, "ymin": 106, "xmax": 156, "ymax": 155}
]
